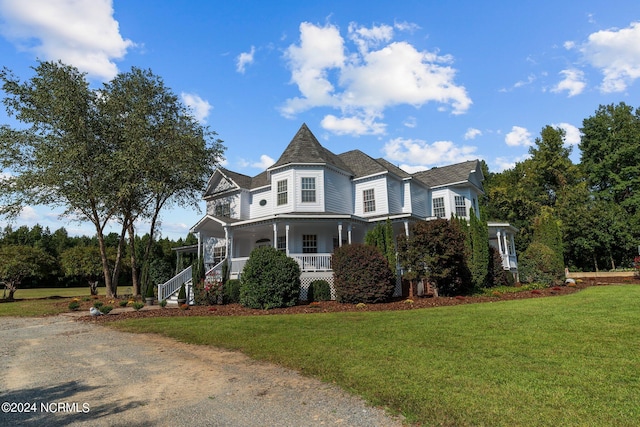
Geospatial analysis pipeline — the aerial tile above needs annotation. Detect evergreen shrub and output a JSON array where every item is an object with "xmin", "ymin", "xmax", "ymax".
[
  {"xmin": 308, "ymin": 279, "xmax": 332, "ymax": 301},
  {"xmin": 224, "ymin": 279, "xmax": 241, "ymax": 304},
  {"xmin": 332, "ymin": 244, "xmax": 394, "ymax": 304},
  {"xmin": 239, "ymin": 246, "xmax": 301, "ymax": 309}
]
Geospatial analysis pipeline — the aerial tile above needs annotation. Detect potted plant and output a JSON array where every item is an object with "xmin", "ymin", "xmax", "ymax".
[
  {"xmin": 145, "ymin": 283, "xmax": 155, "ymax": 306},
  {"xmin": 177, "ymin": 283, "xmax": 187, "ymax": 305}
]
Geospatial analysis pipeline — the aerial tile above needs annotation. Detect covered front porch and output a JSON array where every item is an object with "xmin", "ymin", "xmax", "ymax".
[{"xmin": 191, "ymin": 213, "xmax": 371, "ymax": 278}]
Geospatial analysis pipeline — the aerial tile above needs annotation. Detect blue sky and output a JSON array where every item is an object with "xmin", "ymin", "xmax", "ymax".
[{"xmin": 1, "ymin": 0, "xmax": 640, "ymax": 240}]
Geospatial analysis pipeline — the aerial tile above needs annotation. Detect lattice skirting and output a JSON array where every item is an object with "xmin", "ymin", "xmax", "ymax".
[
  {"xmin": 299, "ymin": 272, "xmax": 335, "ymax": 300},
  {"xmin": 298, "ymin": 272, "xmax": 403, "ymax": 300}
]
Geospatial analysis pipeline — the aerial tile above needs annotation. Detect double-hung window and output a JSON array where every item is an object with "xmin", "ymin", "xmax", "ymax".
[
  {"xmin": 302, "ymin": 234, "xmax": 317, "ymax": 253},
  {"xmin": 363, "ymin": 189, "xmax": 375, "ymax": 213},
  {"xmin": 455, "ymin": 195, "xmax": 466, "ymax": 217},
  {"xmin": 277, "ymin": 180, "xmax": 288, "ymax": 205},
  {"xmin": 433, "ymin": 197, "xmax": 445, "ymax": 217},
  {"xmin": 301, "ymin": 177, "xmax": 316, "ymax": 203},
  {"xmin": 277, "ymin": 236, "xmax": 287, "ymax": 252},
  {"xmin": 214, "ymin": 202, "xmax": 231, "ymax": 217}
]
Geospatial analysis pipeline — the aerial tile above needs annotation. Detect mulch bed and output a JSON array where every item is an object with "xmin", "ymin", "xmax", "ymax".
[{"xmin": 74, "ymin": 276, "xmax": 640, "ymax": 323}]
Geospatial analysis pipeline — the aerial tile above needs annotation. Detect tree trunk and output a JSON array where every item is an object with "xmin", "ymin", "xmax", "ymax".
[
  {"xmin": 96, "ymin": 231, "xmax": 115, "ymax": 298},
  {"xmin": 127, "ymin": 222, "xmax": 140, "ymax": 296},
  {"xmin": 111, "ymin": 223, "xmax": 127, "ymax": 296},
  {"xmin": 139, "ymin": 199, "xmax": 163, "ymax": 296}
]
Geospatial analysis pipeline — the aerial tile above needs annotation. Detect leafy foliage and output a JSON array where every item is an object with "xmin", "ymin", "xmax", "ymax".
[
  {"xmin": 332, "ymin": 244, "xmax": 395, "ymax": 304},
  {"xmin": 397, "ymin": 219, "xmax": 472, "ymax": 296},
  {"xmin": 307, "ymin": 280, "xmax": 332, "ymax": 302},
  {"xmin": 0, "ymin": 245, "xmax": 56, "ymax": 300},
  {"xmin": 239, "ymin": 246, "xmax": 300, "ymax": 309},
  {"xmin": 0, "ymin": 61, "xmax": 224, "ymax": 298},
  {"xmin": 487, "ymin": 246, "xmax": 512, "ymax": 287},
  {"xmin": 364, "ymin": 219, "xmax": 396, "ymax": 275},
  {"xmin": 223, "ymin": 279, "xmax": 241, "ymax": 304}
]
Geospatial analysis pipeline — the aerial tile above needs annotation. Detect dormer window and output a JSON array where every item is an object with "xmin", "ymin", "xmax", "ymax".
[
  {"xmin": 301, "ymin": 177, "xmax": 316, "ymax": 203},
  {"xmin": 277, "ymin": 180, "xmax": 288, "ymax": 205}
]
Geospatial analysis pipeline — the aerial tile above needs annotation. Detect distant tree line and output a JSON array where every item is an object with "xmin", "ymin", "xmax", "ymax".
[
  {"xmin": 0, "ymin": 224, "xmax": 197, "ymax": 299},
  {"xmin": 484, "ymin": 102, "xmax": 640, "ymax": 273}
]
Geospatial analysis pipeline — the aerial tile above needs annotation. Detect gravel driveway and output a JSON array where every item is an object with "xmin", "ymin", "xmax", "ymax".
[{"xmin": 0, "ymin": 314, "xmax": 403, "ymax": 427}]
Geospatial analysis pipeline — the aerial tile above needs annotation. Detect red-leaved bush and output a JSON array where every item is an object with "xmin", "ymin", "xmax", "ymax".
[{"xmin": 332, "ymin": 244, "xmax": 395, "ymax": 304}]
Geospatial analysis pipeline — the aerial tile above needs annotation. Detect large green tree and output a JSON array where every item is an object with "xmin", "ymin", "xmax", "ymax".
[
  {"xmin": 0, "ymin": 245, "xmax": 56, "ymax": 300},
  {"xmin": 397, "ymin": 219, "xmax": 471, "ymax": 296},
  {"xmin": 580, "ymin": 102, "xmax": 640, "ymax": 267},
  {"xmin": 0, "ymin": 61, "xmax": 224, "ymax": 298}
]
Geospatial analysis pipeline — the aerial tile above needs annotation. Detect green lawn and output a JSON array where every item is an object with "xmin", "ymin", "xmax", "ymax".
[
  {"xmin": 0, "ymin": 286, "xmax": 134, "ymax": 316},
  {"xmin": 110, "ymin": 285, "xmax": 640, "ymax": 426},
  {"xmin": 1, "ymin": 286, "xmax": 134, "ymax": 299}
]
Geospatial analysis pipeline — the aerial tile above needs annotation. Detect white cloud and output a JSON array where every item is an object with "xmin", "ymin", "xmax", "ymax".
[
  {"xmin": 0, "ymin": 0, "xmax": 134, "ymax": 81},
  {"xmin": 552, "ymin": 122, "xmax": 581, "ymax": 145},
  {"xmin": 403, "ymin": 116, "xmax": 417, "ymax": 128},
  {"xmin": 464, "ymin": 128, "xmax": 482, "ymax": 140},
  {"xmin": 251, "ymin": 154, "xmax": 275, "ymax": 169},
  {"xmin": 181, "ymin": 92, "xmax": 212, "ymax": 123},
  {"xmin": 579, "ymin": 21, "xmax": 640, "ymax": 93},
  {"xmin": 281, "ymin": 21, "xmax": 471, "ymax": 136},
  {"xmin": 505, "ymin": 126, "xmax": 533, "ymax": 147},
  {"xmin": 382, "ymin": 137, "xmax": 477, "ymax": 170},
  {"xmin": 236, "ymin": 45, "xmax": 256, "ymax": 74},
  {"xmin": 492, "ymin": 154, "xmax": 530, "ymax": 172},
  {"xmin": 551, "ymin": 69, "xmax": 586, "ymax": 97},
  {"xmin": 321, "ymin": 114, "xmax": 386, "ymax": 136}
]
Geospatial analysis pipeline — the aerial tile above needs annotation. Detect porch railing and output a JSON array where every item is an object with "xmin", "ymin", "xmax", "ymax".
[
  {"xmin": 228, "ymin": 253, "xmax": 333, "ymax": 277},
  {"xmin": 158, "ymin": 265, "xmax": 192, "ymax": 301},
  {"xmin": 291, "ymin": 253, "xmax": 332, "ymax": 271}
]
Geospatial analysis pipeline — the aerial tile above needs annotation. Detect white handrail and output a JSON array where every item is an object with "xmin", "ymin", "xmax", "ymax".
[{"xmin": 158, "ymin": 265, "xmax": 192, "ymax": 301}]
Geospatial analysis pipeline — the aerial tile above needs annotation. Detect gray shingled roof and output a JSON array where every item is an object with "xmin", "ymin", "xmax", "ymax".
[
  {"xmin": 412, "ymin": 160, "xmax": 480, "ymax": 188},
  {"xmin": 338, "ymin": 150, "xmax": 386, "ymax": 178},
  {"xmin": 375, "ymin": 158, "xmax": 411, "ymax": 179},
  {"xmin": 219, "ymin": 167, "xmax": 252, "ymax": 189},
  {"xmin": 269, "ymin": 123, "xmax": 352, "ymax": 173},
  {"xmin": 211, "ymin": 125, "xmax": 481, "ymax": 192}
]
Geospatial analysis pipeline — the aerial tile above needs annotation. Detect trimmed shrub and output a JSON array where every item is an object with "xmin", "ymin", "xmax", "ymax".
[
  {"xmin": 223, "ymin": 279, "xmax": 241, "ymax": 304},
  {"xmin": 519, "ymin": 241, "xmax": 562, "ymax": 285},
  {"xmin": 99, "ymin": 305, "xmax": 113, "ymax": 314},
  {"xmin": 240, "ymin": 246, "xmax": 301, "ymax": 309},
  {"xmin": 332, "ymin": 244, "xmax": 394, "ymax": 304},
  {"xmin": 308, "ymin": 280, "xmax": 332, "ymax": 302}
]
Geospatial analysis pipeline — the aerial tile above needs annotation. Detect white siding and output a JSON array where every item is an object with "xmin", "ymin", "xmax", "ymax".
[
  {"xmin": 411, "ymin": 183, "xmax": 429, "ymax": 217},
  {"xmin": 271, "ymin": 169, "xmax": 294, "ymax": 214},
  {"xmin": 249, "ymin": 187, "xmax": 271, "ymax": 218},
  {"xmin": 293, "ymin": 169, "xmax": 324, "ymax": 212},
  {"xmin": 354, "ymin": 176, "xmax": 388, "ymax": 217},
  {"xmin": 387, "ymin": 176, "xmax": 403, "ymax": 214},
  {"xmin": 206, "ymin": 193, "xmax": 241, "ymax": 219},
  {"xmin": 325, "ymin": 169, "xmax": 352, "ymax": 213}
]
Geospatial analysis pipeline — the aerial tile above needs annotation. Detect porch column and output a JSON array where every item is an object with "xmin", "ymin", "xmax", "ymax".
[
  {"xmin": 496, "ymin": 230, "xmax": 503, "ymax": 254},
  {"xmin": 224, "ymin": 226, "xmax": 230, "ymax": 258},
  {"xmin": 347, "ymin": 223, "xmax": 352, "ymax": 244},
  {"xmin": 273, "ymin": 222, "xmax": 278, "ymax": 249},
  {"xmin": 285, "ymin": 224, "xmax": 290, "ymax": 256},
  {"xmin": 197, "ymin": 232, "xmax": 202, "ymax": 259},
  {"xmin": 338, "ymin": 223, "xmax": 343, "ymax": 247},
  {"xmin": 404, "ymin": 220, "xmax": 409, "ymax": 236},
  {"xmin": 510, "ymin": 234, "xmax": 517, "ymax": 258},
  {"xmin": 502, "ymin": 231, "xmax": 509, "ymax": 256}
]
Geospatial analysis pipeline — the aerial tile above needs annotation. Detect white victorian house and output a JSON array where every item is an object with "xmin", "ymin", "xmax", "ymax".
[{"xmin": 158, "ymin": 124, "xmax": 518, "ymax": 302}]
